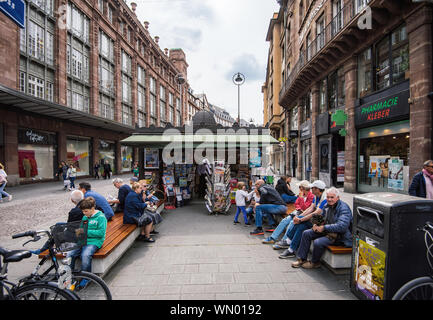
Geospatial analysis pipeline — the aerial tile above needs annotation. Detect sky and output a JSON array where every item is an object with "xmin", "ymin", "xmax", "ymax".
[{"xmin": 132, "ymin": 0, "xmax": 280, "ymax": 126}]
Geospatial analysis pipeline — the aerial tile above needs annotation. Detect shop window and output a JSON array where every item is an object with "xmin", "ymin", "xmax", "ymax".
[
  {"xmin": 358, "ymin": 47, "xmax": 372, "ymax": 97},
  {"xmin": 358, "ymin": 121, "xmax": 410, "ymax": 193},
  {"xmin": 121, "ymin": 146, "xmax": 133, "ymax": 172},
  {"xmin": 320, "ymin": 143, "xmax": 329, "ymax": 172},
  {"xmin": 67, "ymin": 138, "xmax": 90, "ymax": 176}
]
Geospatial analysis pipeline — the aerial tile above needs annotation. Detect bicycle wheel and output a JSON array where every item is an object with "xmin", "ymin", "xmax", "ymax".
[
  {"xmin": 392, "ymin": 276, "xmax": 433, "ymax": 300},
  {"xmin": 70, "ymin": 271, "xmax": 112, "ymax": 300},
  {"xmin": 14, "ymin": 282, "xmax": 79, "ymax": 300}
]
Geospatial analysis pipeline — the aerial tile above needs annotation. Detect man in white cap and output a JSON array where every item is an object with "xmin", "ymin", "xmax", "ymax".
[{"xmin": 278, "ymin": 180, "xmax": 327, "ymax": 259}]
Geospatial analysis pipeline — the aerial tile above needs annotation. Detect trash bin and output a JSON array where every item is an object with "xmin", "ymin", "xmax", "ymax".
[{"xmin": 350, "ymin": 192, "xmax": 433, "ymax": 300}]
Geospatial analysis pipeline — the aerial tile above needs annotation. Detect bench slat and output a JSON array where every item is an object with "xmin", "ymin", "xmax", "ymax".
[
  {"xmin": 326, "ymin": 245, "xmax": 352, "ymax": 254},
  {"xmin": 94, "ymin": 225, "xmax": 137, "ymax": 258}
]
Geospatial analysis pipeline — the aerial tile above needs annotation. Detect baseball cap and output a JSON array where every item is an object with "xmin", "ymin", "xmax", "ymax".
[
  {"xmin": 299, "ymin": 180, "xmax": 310, "ymax": 189},
  {"xmin": 309, "ymin": 180, "xmax": 326, "ymax": 190},
  {"xmin": 130, "ymin": 177, "xmax": 138, "ymax": 182}
]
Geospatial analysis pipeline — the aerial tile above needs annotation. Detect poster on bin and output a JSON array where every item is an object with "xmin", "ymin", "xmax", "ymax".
[
  {"xmin": 354, "ymin": 238, "xmax": 386, "ymax": 300},
  {"xmin": 388, "ymin": 158, "xmax": 404, "ymax": 190}
]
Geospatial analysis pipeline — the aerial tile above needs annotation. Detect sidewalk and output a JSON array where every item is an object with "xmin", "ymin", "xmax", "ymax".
[{"xmin": 0, "ymin": 174, "xmax": 358, "ymax": 300}]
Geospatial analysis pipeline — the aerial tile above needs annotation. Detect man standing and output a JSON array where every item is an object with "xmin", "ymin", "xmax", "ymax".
[
  {"xmin": 291, "ymin": 187, "xmax": 352, "ymax": 269},
  {"xmin": 250, "ymin": 179, "xmax": 287, "ymax": 235},
  {"xmin": 409, "ymin": 160, "xmax": 433, "ymax": 199}
]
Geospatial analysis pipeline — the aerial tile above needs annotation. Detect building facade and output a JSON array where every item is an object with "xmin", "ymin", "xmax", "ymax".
[
  {"xmin": 277, "ymin": 0, "xmax": 432, "ymax": 193},
  {"xmin": 209, "ymin": 104, "xmax": 236, "ymax": 127},
  {"xmin": 0, "ymin": 0, "xmax": 194, "ymax": 185},
  {"xmin": 263, "ymin": 11, "xmax": 288, "ymax": 177}
]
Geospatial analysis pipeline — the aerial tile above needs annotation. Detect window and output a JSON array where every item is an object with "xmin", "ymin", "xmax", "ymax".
[
  {"xmin": 358, "ymin": 47, "xmax": 372, "ymax": 97},
  {"xmin": 107, "ymin": 6, "xmax": 113, "ymax": 23},
  {"xmin": 19, "ymin": 72, "xmax": 26, "ymax": 92},
  {"xmin": 332, "ymin": 0, "xmax": 344, "ymax": 36},
  {"xmin": 391, "ymin": 24, "xmax": 409, "ymax": 85},
  {"xmin": 67, "ymin": 3, "xmax": 90, "ymax": 43},
  {"xmin": 98, "ymin": 0, "xmax": 104, "ymax": 13},
  {"xmin": 122, "ymin": 104, "xmax": 132, "ymax": 125},
  {"xmin": 67, "ymin": 80, "xmax": 90, "ymax": 113},
  {"xmin": 319, "ymin": 78, "xmax": 327, "ymax": 114},
  {"xmin": 46, "ymin": 82, "xmax": 53, "ymax": 102},
  {"xmin": 122, "ymin": 50, "xmax": 132, "ymax": 74},
  {"xmin": 99, "ymin": 58, "xmax": 114, "ymax": 95},
  {"xmin": 177, "ymin": 110, "xmax": 181, "ymax": 126},
  {"xmin": 28, "ymin": 75, "xmax": 44, "ymax": 99},
  {"xmin": 337, "ymin": 68, "xmax": 345, "ymax": 108},
  {"xmin": 138, "ymin": 111, "xmax": 146, "ymax": 127},
  {"xmin": 376, "ymin": 36, "xmax": 390, "ymax": 91},
  {"xmin": 290, "ymin": 107, "xmax": 298, "ymax": 130},
  {"xmin": 160, "ymin": 85, "xmax": 166, "ymax": 123},
  {"xmin": 306, "ymin": 33, "xmax": 312, "ymax": 61},
  {"xmin": 99, "ymin": 31, "xmax": 114, "ymax": 61},
  {"xmin": 355, "ymin": 0, "xmax": 369, "ymax": 14},
  {"xmin": 316, "ymin": 15, "xmax": 325, "ymax": 52},
  {"xmin": 100, "ymin": 94, "xmax": 114, "ymax": 120},
  {"xmin": 122, "ymin": 74, "xmax": 131, "ymax": 104},
  {"xmin": 20, "ymin": 27, "xmax": 26, "ymax": 52},
  {"xmin": 28, "ymin": 20, "xmax": 45, "ymax": 61},
  {"xmin": 46, "ymin": 31, "xmax": 54, "ymax": 65},
  {"xmin": 327, "ymin": 72, "xmax": 337, "ymax": 111},
  {"xmin": 137, "ymin": 65, "xmax": 146, "ymax": 113}
]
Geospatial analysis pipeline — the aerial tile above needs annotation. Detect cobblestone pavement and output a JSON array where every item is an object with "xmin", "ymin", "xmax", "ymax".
[{"xmin": 0, "ymin": 176, "xmax": 358, "ymax": 300}]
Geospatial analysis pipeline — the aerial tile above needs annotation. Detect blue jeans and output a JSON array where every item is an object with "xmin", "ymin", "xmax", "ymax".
[
  {"xmin": 234, "ymin": 206, "xmax": 248, "ymax": 223},
  {"xmin": 69, "ymin": 177, "xmax": 76, "ymax": 189},
  {"xmin": 296, "ymin": 229, "xmax": 334, "ymax": 264},
  {"xmin": 68, "ymin": 244, "xmax": 99, "ymax": 273},
  {"xmin": 285, "ymin": 216, "xmax": 312, "ymax": 251},
  {"xmin": 281, "ymin": 194, "xmax": 297, "ymax": 204},
  {"xmin": 255, "ymin": 204, "xmax": 287, "ymax": 228},
  {"xmin": 0, "ymin": 181, "xmax": 10, "ymax": 198},
  {"xmin": 269, "ymin": 215, "xmax": 293, "ymax": 241}
]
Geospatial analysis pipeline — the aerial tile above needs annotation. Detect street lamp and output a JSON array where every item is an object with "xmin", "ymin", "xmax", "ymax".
[
  {"xmin": 232, "ymin": 72, "xmax": 245, "ymax": 124},
  {"xmin": 175, "ymin": 73, "xmax": 186, "ymax": 126}
]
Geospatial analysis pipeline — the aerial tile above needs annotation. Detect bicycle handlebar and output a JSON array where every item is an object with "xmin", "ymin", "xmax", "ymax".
[{"xmin": 12, "ymin": 231, "xmax": 37, "ymax": 239}]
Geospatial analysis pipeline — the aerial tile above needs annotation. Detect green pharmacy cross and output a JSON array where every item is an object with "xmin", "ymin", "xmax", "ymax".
[{"xmin": 331, "ymin": 110, "xmax": 348, "ymax": 137}]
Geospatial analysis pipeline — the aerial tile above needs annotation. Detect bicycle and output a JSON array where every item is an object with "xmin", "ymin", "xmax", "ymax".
[
  {"xmin": 12, "ymin": 222, "xmax": 112, "ymax": 300},
  {"xmin": 392, "ymin": 221, "xmax": 433, "ymax": 300},
  {"xmin": 0, "ymin": 247, "xmax": 79, "ymax": 300}
]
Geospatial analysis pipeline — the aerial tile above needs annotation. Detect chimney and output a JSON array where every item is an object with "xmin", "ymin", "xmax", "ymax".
[
  {"xmin": 154, "ymin": 36, "xmax": 159, "ymax": 45},
  {"xmin": 130, "ymin": 2, "xmax": 137, "ymax": 13},
  {"xmin": 164, "ymin": 48, "xmax": 168, "ymax": 55},
  {"xmin": 143, "ymin": 21, "xmax": 149, "ymax": 30}
]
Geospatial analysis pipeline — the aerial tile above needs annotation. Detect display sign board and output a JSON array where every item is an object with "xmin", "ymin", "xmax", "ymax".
[
  {"xmin": 0, "ymin": 0, "xmax": 25, "ymax": 28},
  {"xmin": 289, "ymin": 130, "xmax": 299, "ymax": 139},
  {"xmin": 355, "ymin": 89, "xmax": 410, "ymax": 128},
  {"xmin": 18, "ymin": 128, "xmax": 56, "ymax": 145},
  {"xmin": 300, "ymin": 119, "xmax": 312, "ymax": 141},
  {"xmin": 316, "ymin": 112, "xmax": 329, "ymax": 136}
]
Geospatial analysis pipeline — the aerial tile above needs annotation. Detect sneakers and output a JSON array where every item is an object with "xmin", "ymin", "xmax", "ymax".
[
  {"xmin": 250, "ymin": 228, "xmax": 264, "ymax": 235},
  {"xmin": 8, "ymin": 195, "xmax": 12, "ymax": 202},
  {"xmin": 262, "ymin": 237, "xmax": 275, "ymax": 244},
  {"xmin": 291, "ymin": 258, "xmax": 307, "ymax": 268},
  {"xmin": 233, "ymin": 221, "xmax": 240, "ymax": 225},
  {"xmin": 273, "ymin": 240, "xmax": 289, "ymax": 250},
  {"xmin": 279, "ymin": 249, "xmax": 296, "ymax": 259},
  {"xmin": 244, "ymin": 222, "xmax": 251, "ymax": 226},
  {"xmin": 264, "ymin": 224, "xmax": 277, "ymax": 233},
  {"xmin": 301, "ymin": 261, "xmax": 321, "ymax": 269}
]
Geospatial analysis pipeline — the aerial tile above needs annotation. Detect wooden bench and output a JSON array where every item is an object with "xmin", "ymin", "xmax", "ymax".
[
  {"xmin": 39, "ymin": 212, "xmax": 140, "ymax": 277},
  {"xmin": 321, "ymin": 245, "xmax": 352, "ymax": 275},
  {"xmin": 274, "ymin": 203, "xmax": 296, "ymax": 224}
]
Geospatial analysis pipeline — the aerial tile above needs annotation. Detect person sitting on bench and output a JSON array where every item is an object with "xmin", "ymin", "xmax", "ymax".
[
  {"xmin": 291, "ymin": 187, "xmax": 353, "ymax": 269},
  {"xmin": 108, "ymin": 178, "xmax": 133, "ymax": 213},
  {"xmin": 78, "ymin": 182, "xmax": 114, "ymax": 221},
  {"xmin": 275, "ymin": 176, "xmax": 297, "ymax": 204}
]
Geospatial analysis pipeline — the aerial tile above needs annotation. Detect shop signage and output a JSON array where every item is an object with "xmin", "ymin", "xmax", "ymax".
[
  {"xmin": 300, "ymin": 119, "xmax": 312, "ymax": 141},
  {"xmin": 355, "ymin": 89, "xmax": 410, "ymax": 127},
  {"xmin": 18, "ymin": 129, "xmax": 55, "ymax": 145},
  {"xmin": 289, "ymin": 130, "xmax": 299, "ymax": 139},
  {"xmin": 99, "ymin": 140, "xmax": 110, "ymax": 149},
  {"xmin": 316, "ymin": 112, "xmax": 329, "ymax": 136},
  {"xmin": 0, "ymin": 0, "xmax": 25, "ymax": 28}
]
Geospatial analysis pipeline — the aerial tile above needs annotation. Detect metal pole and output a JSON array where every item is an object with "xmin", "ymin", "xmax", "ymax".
[{"xmin": 237, "ymin": 84, "xmax": 240, "ymax": 123}]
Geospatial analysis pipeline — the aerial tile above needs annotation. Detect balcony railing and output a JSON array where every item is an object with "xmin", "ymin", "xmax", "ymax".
[{"xmin": 280, "ymin": 0, "xmax": 372, "ymax": 103}]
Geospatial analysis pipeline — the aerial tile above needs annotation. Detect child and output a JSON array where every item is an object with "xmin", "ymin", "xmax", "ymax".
[
  {"xmin": 234, "ymin": 182, "xmax": 252, "ymax": 225},
  {"xmin": 245, "ymin": 188, "xmax": 260, "ymax": 224},
  {"xmin": 68, "ymin": 197, "xmax": 107, "ymax": 280}
]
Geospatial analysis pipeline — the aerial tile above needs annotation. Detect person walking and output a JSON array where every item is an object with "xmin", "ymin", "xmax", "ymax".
[
  {"xmin": 67, "ymin": 163, "xmax": 77, "ymax": 190},
  {"xmin": 56, "ymin": 161, "xmax": 69, "ymax": 190},
  {"xmin": 103, "ymin": 160, "xmax": 112, "ymax": 180},
  {"xmin": 0, "ymin": 163, "xmax": 12, "ymax": 203},
  {"xmin": 94, "ymin": 162, "xmax": 101, "ymax": 179},
  {"xmin": 409, "ymin": 160, "xmax": 433, "ymax": 199}
]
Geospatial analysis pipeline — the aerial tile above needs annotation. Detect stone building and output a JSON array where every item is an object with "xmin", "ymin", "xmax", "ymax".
[
  {"xmin": 276, "ymin": 0, "xmax": 432, "ymax": 193},
  {"xmin": 0, "ymin": 0, "xmax": 195, "ymax": 185},
  {"xmin": 263, "ymin": 11, "xmax": 288, "ymax": 177}
]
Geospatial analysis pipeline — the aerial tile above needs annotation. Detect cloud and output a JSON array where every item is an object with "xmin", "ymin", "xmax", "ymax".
[
  {"xmin": 225, "ymin": 53, "xmax": 265, "ymax": 82},
  {"xmin": 171, "ymin": 27, "xmax": 203, "ymax": 51}
]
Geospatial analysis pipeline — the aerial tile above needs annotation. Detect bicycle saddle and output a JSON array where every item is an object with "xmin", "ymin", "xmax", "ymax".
[{"xmin": 0, "ymin": 247, "xmax": 32, "ymax": 263}]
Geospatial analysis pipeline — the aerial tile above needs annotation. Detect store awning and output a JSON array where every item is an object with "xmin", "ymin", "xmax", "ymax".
[
  {"xmin": 0, "ymin": 84, "xmax": 135, "ymax": 134},
  {"xmin": 121, "ymin": 134, "xmax": 279, "ymax": 148}
]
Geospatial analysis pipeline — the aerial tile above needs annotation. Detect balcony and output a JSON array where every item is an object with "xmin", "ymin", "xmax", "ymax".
[{"xmin": 279, "ymin": 0, "xmax": 403, "ymax": 107}]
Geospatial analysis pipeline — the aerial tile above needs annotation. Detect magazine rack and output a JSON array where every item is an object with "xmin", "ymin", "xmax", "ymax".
[{"xmin": 204, "ymin": 160, "xmax": 231, "ymax": 215}]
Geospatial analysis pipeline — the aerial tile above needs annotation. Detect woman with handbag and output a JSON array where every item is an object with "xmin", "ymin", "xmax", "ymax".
[
  {"xmin": 0, "ymin": 163, "xmax": 12, "ymax": 203},
  {"xmin": 123, "ymin": 182, "xmax": 155, "ymax": 242}
]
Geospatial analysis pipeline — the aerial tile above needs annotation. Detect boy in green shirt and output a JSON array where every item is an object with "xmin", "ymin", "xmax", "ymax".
[{"xmin": 69, "ymin": 197, "xmax": 107, "ymax": 276}]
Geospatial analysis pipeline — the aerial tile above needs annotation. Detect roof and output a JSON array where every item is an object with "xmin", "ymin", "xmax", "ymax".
[{"xmin": 0, "ymin": 84, "xmax": 135, "ymax": 134}]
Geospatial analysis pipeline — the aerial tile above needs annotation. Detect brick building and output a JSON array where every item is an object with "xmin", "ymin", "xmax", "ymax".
[
  {"xmin": 0, "ymin": 0, "xmax": 197, "ymax": 185},
  {"xmin": 274, "ymin": 0, "xmax": 432, "ymax": 193}
]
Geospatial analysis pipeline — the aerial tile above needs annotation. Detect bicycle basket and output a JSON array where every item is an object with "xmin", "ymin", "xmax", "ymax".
[{"xmin": 50, "ymin": 221, "xmax": 88, "ymax": 253}]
